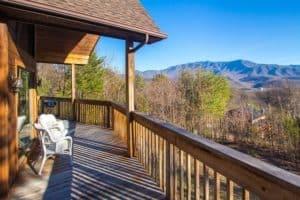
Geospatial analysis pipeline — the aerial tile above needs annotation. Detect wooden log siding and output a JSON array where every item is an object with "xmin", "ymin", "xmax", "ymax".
[
  {"xmin": 0, "ymin": 22, "xmax": 10, "ymax": 197},
  {"xmin": 38, "ymin": 97, "xmax": 300, "ymax": 199}
]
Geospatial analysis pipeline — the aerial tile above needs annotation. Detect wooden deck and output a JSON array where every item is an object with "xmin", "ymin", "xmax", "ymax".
[{"xmin": 8, "ymin": 123, "xmax": 165, "ymax": 200}]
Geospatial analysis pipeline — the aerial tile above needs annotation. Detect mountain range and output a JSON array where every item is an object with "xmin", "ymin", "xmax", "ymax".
[{"xmin": 137, "ymin": 60, "xmax": 300, "ymax": 89}]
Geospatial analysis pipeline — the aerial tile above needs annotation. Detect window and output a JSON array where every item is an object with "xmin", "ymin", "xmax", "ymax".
[{"xmin": 18, "ymin": 68, "xmax": 32, "ymax": 157}]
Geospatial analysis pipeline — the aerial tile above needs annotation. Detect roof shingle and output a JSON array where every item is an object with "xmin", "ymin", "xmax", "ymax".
[{"xmin": 3, "ymin": 0, "xmax": 166, "ymax": 40}]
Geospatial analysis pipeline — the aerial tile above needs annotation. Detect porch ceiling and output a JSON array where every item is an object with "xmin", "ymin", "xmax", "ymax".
[{"xmin": 0, "ymin": 0, "xmax": 167, "ymax": 44}]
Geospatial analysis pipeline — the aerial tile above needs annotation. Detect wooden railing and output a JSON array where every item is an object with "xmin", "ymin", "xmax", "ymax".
[
  {"xmin": 131, "ymin": 112, "xmax": 300, "ymax": 200},
  {"xmin": 39, "ymin": 97, "xmax": 111, "ymax": 128},
  {"xmin": 74, "ymin": 99, "xmax": 111, "ymax": 128},
  {"xmin": 39, "ymin": 97, "xmax": 300, "ymax": 200},
  {"xmin": 39, "ymin": 96, "xmax": 73, "ymax": 120}
]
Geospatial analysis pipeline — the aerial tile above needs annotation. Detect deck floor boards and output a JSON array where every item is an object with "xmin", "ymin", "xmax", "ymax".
[{"xmin": 8, "ymin": 123, "xmax": 165, "ymax": 200}]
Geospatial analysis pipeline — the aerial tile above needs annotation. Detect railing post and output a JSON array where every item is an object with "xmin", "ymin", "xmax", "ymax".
[{"xmin": 71, "ymin": 63, "xmax": 76, "ymax": 121}]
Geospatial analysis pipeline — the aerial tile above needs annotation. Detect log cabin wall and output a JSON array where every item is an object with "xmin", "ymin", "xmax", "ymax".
[{"xmin": 0, "ymin": 19, "xmax": 36, "ymax": 197}]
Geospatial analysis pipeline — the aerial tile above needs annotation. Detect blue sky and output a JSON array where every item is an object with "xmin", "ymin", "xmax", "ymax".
[{"xmin": 95, "ymin": 0, "xmax": 300, "ymax": 72}]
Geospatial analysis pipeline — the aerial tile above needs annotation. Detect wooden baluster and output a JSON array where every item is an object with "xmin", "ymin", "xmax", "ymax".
[
  {"xmin": 144, "ymin": 127, "xmax": 147, "ymax": 171},
  {"xmin": 81, "ymin": 103, "xmax": 83, "ymax": 123},
  {"xmin": 187, "ymin": 154, "xmax": 191, "ymax": 200},
  {"xmin": 145, "ymin": 128, "xmax": 149, "ymax": 172},
  {"xmin": 91, "ymin": 105, "xmax": 93, "ymax": 124},
  {"xmin": 106, "ymin": 105, "xmax": 110, "ymax": 127},
  {"xmin": 166, "ymin": 141, "xmax": 171, "ymax": 199},
  {"xmin": 90, "ymin": 104, "xmax": 92, "ymax": 124},
  {"xmin": 86, "ymin": 104, "xmax": 89, "ymax": 123},
  {"xmin": 57, "ymin": 100, "xmax": 61, "ymax": 117},
  {"xmin": 180, "ymin": 150, "xmax": 184, "ymax": 200},
  {"xmin": 94, "ymin": 105, "xmax": 96, "ymax": 125},
  {"xmin": 163, "ymin": 139, "xmax": 167, "ymax": 192},
  {"xmin": 194, "ymin": 159, "xmax": 200, "ymax": 200},
  {"xmin": 138, "ymin": 123, "xmax": 141, "ymax": 160},
  {"xmin": 79, "ymin": 103, "xmax": 81, "ymax": 122},
  {"xmin": 98, "ymin": 105, "xmax": 100, "ymax": 125},
  {"xmin": 85, "ymin": 104, "xmax": 88, "ymax": 123},
  {"xmin": 174, "ymin": 146, "xmax": 178, "ymax": 200},
  {"xmin": 140, "ymin": 124, "xmax": 143, "ymax": 165},
  {"xmin": 78, "ymin": 103, "xmax": 80, "ymax": 122},
  {"xmin": 140, "ymin": 124, "xmax": 143, "ymax": 163},
  {"xmin": 149, "ymin": 130, "xmax": 153, "ymax": 176},
  {"xmin": 159, "ymin": 137, "xmax": 163, "ymax": 188},
  {"xmin": 153, "ymin": 132, "xmax": 156, "ymax": 179},
  {"xmin": 203, "ymin": 164, "xmax": 209, "ymax": 200},
  {"xmin": 155, "ymin": 134, "xmax": 159, "ymax": 183},
  {"xmin": 134, "ymin": 122, "xmax": 137, "ymax": 159},
  {"xmin": 214, "ymin": 171, "xmax": 220, "ymax": 200},
  {"xmin": 137, "ymin": 123, "xmax": 140, "ymax": 160},
  {"xmin": 96, "ymin": 105, "xmax": 98, "ymax": 125},
  {"xmin": 93, "ymin": 105, "xmax": 95, "ymax": 125},
  {"xmin": 227, "ymin": 179, "xmax": 234, "ymax": 200},
  {"xmin": 243, "ymin": 189, "xmax": 250, "ymax": 200},
  {"xmin": 84, "ymin": 104, "xmax": 87, "ymax": 123},
  {"xmin": 133, "ymin": 122, "xmax": 137, "ymax": 158}
]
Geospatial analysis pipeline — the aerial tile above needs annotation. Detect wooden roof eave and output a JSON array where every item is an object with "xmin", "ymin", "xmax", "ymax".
[{"xmin": 0, "ymin": 1, "xmax": 167, "ymax": 44}]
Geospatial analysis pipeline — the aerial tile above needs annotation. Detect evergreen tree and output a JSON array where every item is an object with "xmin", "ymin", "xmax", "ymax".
[{"xmin": 76, "ymin": 52, "xmax": 105, "ymax": 99}]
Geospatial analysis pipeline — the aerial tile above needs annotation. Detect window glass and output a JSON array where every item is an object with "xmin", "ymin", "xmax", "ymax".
[{"xmin": 18, "ymin": 68, "xmax": 32, "ymax": 157}]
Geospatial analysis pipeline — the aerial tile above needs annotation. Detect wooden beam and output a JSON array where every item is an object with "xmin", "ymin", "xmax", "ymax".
[
  {"xmin": 71, "ymin": 64, "xmax": 76, "ymax": 120},
  {"xmin": 0, "ymin": 22, "xmax": 9, "ymax": 197},
  {"xmin": 125, "ymin": 40, "xmax": 135, "ymax": 157}
]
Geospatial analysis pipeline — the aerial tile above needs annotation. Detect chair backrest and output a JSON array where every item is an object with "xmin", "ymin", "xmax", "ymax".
[{"xmin": 38, "ymin": 114, "xmax": 57, "ymax": 130}]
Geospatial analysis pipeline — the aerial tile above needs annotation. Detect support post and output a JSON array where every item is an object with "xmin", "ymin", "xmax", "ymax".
[
  {"xmin": 71, "ymin": 64, "xmax": 76, "ymax": 120},
  {"xmin": 125, "ymin": 41, "xmax": 135, "ymax": 157}
]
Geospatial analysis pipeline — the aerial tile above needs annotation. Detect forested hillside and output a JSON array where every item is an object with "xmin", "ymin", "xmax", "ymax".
[
  {"xmin": 138, "ymin": 60, "xmax": 300, "ymax": 89},
  {"xmin": 38, "ymin": 53, "xmax": 300, "ymax": 174}
]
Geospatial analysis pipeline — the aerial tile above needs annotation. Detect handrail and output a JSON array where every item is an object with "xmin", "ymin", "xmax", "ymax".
[
  {"xmin": 110, "ymin": 102, "xmax": 127, "ymax": 115},
  {"xmin": 75, "ymin": 99, "xmax": 110, "ymax": 105},
  {"xmin": 40, "ymin": 96, "xmax": 72, "ymax": 101}
]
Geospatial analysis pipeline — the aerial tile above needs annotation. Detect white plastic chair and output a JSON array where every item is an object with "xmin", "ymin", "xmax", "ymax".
[
  {"xmin": 34, "ymin": 123, "xmax": 73, "ymax": 175},
  {"xmin": 38, "ymin": 114, "xmax": 68, "ymax": 138}
]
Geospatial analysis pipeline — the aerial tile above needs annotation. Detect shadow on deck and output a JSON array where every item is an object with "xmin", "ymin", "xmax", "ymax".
[{"xmin": 9, "ymin": 123, "xmax": 165, "ymax": 200}]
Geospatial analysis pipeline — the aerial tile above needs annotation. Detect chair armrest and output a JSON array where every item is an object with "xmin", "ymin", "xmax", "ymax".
[
  {"xmin": 63, "ymin": 136, "xmax": 73, "ymax": 141},
  {"xmin": 53, "ymin": 121, "xmax": 65, "ymax": 132}
]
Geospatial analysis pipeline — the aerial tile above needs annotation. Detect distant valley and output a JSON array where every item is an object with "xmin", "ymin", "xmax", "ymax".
[{"xmin": 137, "ymin": 60, "xmax": 300, "ymax": 89}]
